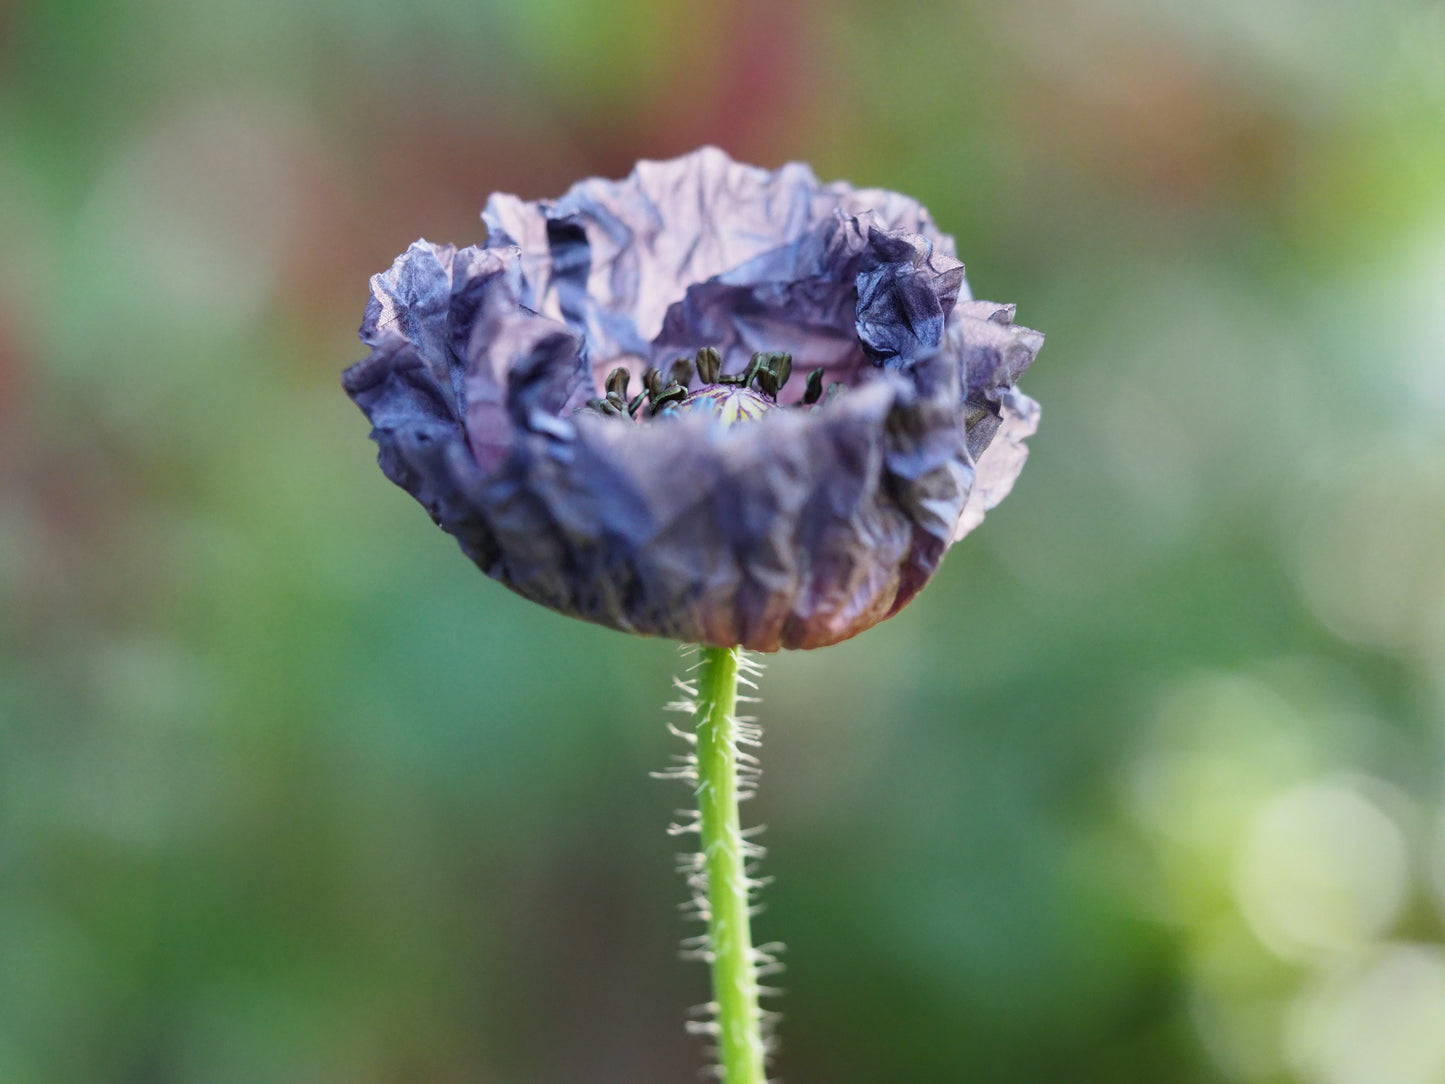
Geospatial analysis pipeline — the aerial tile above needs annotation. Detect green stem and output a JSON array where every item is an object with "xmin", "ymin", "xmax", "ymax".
[{"xmin": 694, "ymin": 645, "xmax": 767, "ymax": 1084}]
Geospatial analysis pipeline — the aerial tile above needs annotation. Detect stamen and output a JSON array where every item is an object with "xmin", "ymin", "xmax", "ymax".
[
  {"xmin": 740, "ymin": 353, "xmax": 766, "ymax": 389},
  {"xmin": 605, "ymin": 367, "xmax": 631, "ymax": 399},
  {"xmin": 670, "ymin": 358, "xmax": 694, "ymax": 390},
  {"xmin": 585, "ymin": 396, "xmax": 624, "ymax": 418},
  {"xmin": 753, "ymin": 353, "xmax": 792, "ymax": 399},
  {"xmin": 802, "ymin": 368, "xmax": 824, "ymax": 405},
  {"xmin": 695, "ymin": 347, "xmax": 721, "ymax": 384},
  {"xmin": 775, "ymin": 353, "xmax": 792, "ymax": 389}
]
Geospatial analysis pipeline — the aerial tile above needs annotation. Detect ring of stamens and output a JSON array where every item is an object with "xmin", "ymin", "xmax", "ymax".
[{"xmin": 581, "ymin": 347, "xmax": 843, "ymax": 422}]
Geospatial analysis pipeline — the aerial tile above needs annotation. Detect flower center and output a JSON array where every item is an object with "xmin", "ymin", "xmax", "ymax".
[
  {"xmin": 680, "ymin": 383, "xmax": 777, "ymax": 425},
  {"xmin": 581, "ymin": 347, "xmax": 837, "ymax": 424}
]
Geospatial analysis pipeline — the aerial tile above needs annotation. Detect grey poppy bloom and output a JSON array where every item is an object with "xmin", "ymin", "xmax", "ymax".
[{"xmin": 343, "ymin": 147, "xmax": 1042, "ymax": 651}]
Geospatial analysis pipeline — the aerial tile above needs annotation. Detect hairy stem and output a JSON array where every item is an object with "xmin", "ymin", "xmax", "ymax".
[{"xmin": 695, "ymin": 645, "xmax": 767, "ymax": 1083}]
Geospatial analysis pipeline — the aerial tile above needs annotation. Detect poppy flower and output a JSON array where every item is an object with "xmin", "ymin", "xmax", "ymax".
[{"xmin": 343, "ymin": 147, "xmax": 1041, "ymax": 651}]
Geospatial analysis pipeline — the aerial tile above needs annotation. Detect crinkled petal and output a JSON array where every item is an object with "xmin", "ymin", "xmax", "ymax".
[
  {"xmin": 484, "ymin": 148, "xmax": 835, "ymax": 357},
  {"xmin": 954, "ymin": 387, "xmax": 1041, "ymax": 542},
  {"xmin": 653, "ymin": 212, "xmax": 964, "ymax": 394},
  {"xmin": 470, "ymin": 377, "xmax": 963, "ymax": 650}
]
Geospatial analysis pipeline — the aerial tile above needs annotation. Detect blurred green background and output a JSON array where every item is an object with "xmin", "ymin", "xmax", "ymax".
[{"xmin": 4, "ymin": 0, "xmax": 1445, "ymax": 1081}]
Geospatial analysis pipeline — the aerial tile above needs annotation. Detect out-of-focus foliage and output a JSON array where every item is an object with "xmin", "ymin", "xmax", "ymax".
[{"xmin": 2, "ymin": 0, "xmax": 1444, "ymax": 1081}]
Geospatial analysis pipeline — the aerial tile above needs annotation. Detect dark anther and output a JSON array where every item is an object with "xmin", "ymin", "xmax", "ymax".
[
  {"xmin": 773, "ymin": 352, "xmax": 792, "ymax": 388},
  {"xmin": 670, "ymin": 358, "xmax": 694, "ymax": 389},
  {"xmin": 643, "ymin": 367, "xmax": 665, "ymax": 398},
  {"xmin": 715, "ymin": 352, "xmax": 759, "ymax": 386},
  {"xmin": 605, "ymin": 391, "xmax": 628, "ymax": 413},
  {"xmin": 802, "ymin": 368, "xmax": 825, "ymax": 405},
  {"xmin": 755, "ymin": 352, "xmax": 793, "ymax": 399},
  {"xmin": 755, "ymin": 366, "xmax": 776, "ymax": 396},
  {"xmin": 628, "ymin": 391, "xmax": 650, "ymax": 417},
  {"xmin": 605, "ymin": 367, "xmax": 631, "ymax": 398},
  {"xmin": 585, "ymin": 397, "xmax": 624, "ymax": 418},
  {"xmin": 745, "ymin": 352, "xmax": 768, "ymax": 390},
  {"xmin": 652, "ymin": 383, "xmax": 688, "ymax": 411},
  {"xmin": 695, "ymin": 346, "xmax": 721, "ymax": 384}
]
